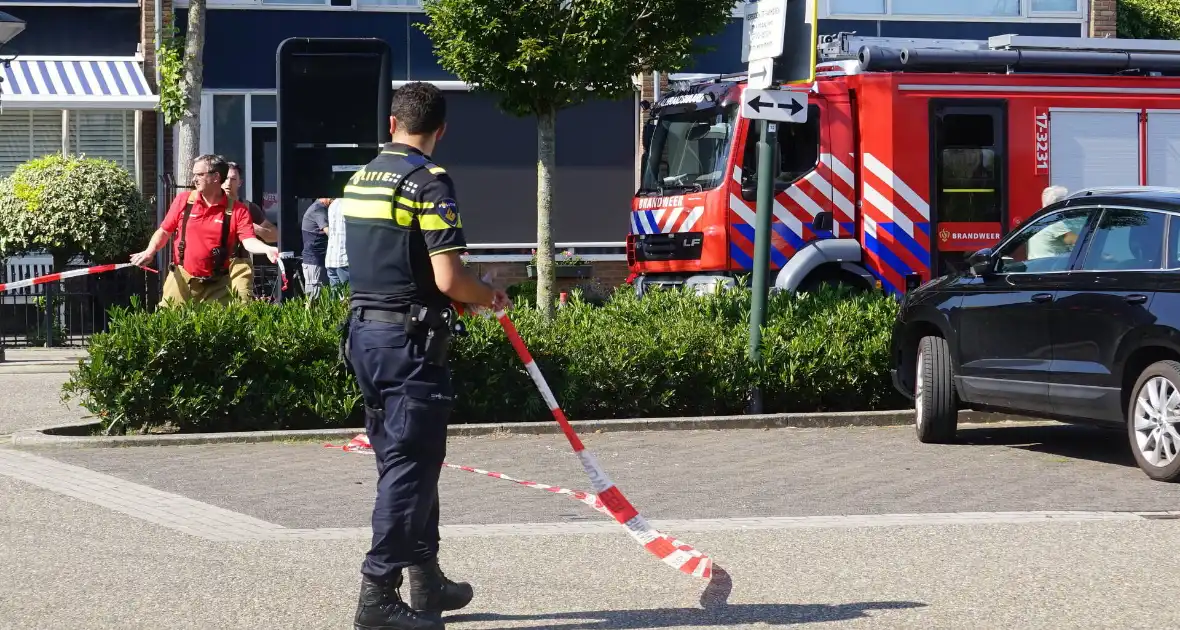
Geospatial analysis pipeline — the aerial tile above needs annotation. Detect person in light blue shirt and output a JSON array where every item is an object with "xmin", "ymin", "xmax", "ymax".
[{"xmin": 325, "ymin": 198, "xmax": 349, "ymax": 287}]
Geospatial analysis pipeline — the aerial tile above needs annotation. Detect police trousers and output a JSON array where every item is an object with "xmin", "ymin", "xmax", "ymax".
[{"xmin": 347, "ymin": 310, "xmax": 454, "ymax": 583}]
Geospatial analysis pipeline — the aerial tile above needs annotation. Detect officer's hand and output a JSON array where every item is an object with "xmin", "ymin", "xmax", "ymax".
[
  {"xmin": 265, "ymin": 246, "xmax": 279, "ymax": 263},
  {"xmin": 491, "ymin": 288, "xmax": 512, "ymax": 312}
]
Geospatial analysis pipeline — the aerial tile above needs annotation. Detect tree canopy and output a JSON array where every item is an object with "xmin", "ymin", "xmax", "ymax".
[
  {"xmin": 1118, "ymin": 0, "xmax": 1180, "ymax": 39},
  {"xmin": 419, "ymin": 0, "xmax": 736, "ymax": 117},
  {"xmin": 0, "ymin": 154, "xmax": 153, "ymax": 268},
  {"xmin": 419, "ymin": 0, "xmax": 736, "ymax": 317}
]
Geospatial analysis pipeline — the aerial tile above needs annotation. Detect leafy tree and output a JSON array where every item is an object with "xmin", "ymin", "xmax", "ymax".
[
  {"xmin": 156, "ymin": 3, "xmax": 206, "ymax": 179},
  {"xmin": 0, "ymin": 154, "xmax": 154, "ymax": 272},
  {"xmin": 1118, "ymin": 0, "xmax": 1180, "ymax": 39},
  {"xmin": 419, "ymin": 0, "xmax": 735, "ymax": 319}
]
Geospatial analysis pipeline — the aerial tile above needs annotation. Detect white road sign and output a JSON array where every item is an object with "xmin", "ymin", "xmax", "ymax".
[
  {"xmin": 741, "ymin": 0, "xmax": 787, "ymax": 64},
  {"xmin": 741, "ymin": 88, "xmax": 808, "ymax": 123},
  {"xmin": 747, "ymin": 57, "xmax": 774, "ymax": 90}
]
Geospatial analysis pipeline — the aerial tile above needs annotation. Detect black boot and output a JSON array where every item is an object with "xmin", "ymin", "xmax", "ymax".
[
  {"xmin": 406, "ymin": 558, "xmax": 474, "ymax": 619},
  {"xmin": 354, "ymin": 573, "xmax": 444, "ymax": 630}
]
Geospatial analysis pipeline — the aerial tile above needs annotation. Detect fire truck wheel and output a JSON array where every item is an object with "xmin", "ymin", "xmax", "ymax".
[{"xmin": 915, "ymin": 335, "xmax": 957, "ymax": 444}]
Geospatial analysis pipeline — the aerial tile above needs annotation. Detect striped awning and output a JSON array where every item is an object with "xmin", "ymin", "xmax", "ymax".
[{"xmin": 0, "ymin": 56, "xmax": 158, "ymax": 110}]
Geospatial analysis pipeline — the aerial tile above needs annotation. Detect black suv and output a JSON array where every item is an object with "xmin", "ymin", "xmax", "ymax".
[{"xmin": 890, "ymin": 187, "xmax": 1180, "ymax": 482}]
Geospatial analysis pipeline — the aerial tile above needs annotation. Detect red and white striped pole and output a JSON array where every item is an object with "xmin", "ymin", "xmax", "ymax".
[{"xmin": 492, "ymin": 309, "xmax": 714, "ymax": 580}]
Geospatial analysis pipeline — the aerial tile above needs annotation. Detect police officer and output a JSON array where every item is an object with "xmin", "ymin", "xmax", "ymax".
[{"xmin": 341, "ymin": 82, "xmax": 511, "ymax": 630}]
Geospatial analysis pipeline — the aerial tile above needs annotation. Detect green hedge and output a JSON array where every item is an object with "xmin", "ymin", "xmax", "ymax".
[
  {"xmin": 1118, "ymin": 0, "xmax": 1180, "ymax": 40},
  {"xmin": 61, "ymin": 284, "xmax": 907, "ymax": 435}
]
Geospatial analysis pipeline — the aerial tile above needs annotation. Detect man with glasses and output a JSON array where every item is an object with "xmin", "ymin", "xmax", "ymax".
[{"xmin": 130, "ymin": 154, "xmax": 279, "ymax": 305}]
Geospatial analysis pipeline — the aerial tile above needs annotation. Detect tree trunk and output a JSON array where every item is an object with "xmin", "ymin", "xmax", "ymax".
[
  {"xmin": 176, "ymin": 0, "xmax": 206, "ymax": 181},
  {"xmin": 534, "ymin": 107, "xmax": 557, "ymax": 320}
]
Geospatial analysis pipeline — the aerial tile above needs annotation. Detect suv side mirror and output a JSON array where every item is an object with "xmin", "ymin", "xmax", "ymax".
[{"xmin": 967, "ymin": 248, "xmax": 996, "ymax": 277}]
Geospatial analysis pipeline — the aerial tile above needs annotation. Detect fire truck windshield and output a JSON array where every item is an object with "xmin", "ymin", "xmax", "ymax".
[{"xmin": 639, "ymin": 104, "xmax": 737, "ymax": 195}]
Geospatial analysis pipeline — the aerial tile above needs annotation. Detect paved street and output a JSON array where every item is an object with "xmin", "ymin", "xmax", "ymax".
[
  {"xmin": 0, "ymin": 373, "xmax": 89, "ymax": 436},
  {"xmin": 3, "ymin": 410, "xmax": 1180, "ymax": 629}
]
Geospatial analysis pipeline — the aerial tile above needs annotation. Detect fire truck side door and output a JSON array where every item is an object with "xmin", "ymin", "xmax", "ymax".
[
  {"xmin": 738, "ymin": 101, "xmax": 832, "ymax": 240},
  {"xmin": 929, "ymin": 100, "xmax": 1007, "ymax": 277}
]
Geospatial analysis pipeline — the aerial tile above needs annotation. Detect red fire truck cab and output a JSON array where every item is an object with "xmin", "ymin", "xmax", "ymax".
[{"xmin": 629, "ymin": 33, "xmax": 1180, "ymax": 297}]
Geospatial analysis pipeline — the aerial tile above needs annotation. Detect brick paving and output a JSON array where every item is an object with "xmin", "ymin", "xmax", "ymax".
[
  {"xmin": 3, "ymin": 444, "xmax": 1175, "ymax": 545},
  {"xmin": 29, "ymin": 422, "xmax": 1180, "ymax": 531}
]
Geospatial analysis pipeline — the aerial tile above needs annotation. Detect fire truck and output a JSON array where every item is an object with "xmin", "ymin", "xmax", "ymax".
[{"xmin": 629, "ymin": 33, "xmax": 1180, "ymax": 297}]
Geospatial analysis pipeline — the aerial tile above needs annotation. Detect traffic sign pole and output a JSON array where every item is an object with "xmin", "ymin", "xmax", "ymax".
[
  {"xmin": 747, "ymin": 119, "xmax": 777, "ymax": 414},
  {"xmin": 740, "ymin": 0, "xmax": 817, "ymax": 414}
]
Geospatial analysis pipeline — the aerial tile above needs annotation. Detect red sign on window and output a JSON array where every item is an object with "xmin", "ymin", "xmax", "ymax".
[
  {"xmin": 1034, "ymin": 108, "xmax": 1050, "ymax": 176},
  {"xmin": 936, "ymin": 222, "xmax": 1003, "ymax": 252}
]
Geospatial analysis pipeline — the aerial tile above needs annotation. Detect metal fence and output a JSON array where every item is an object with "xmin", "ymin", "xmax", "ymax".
[{"xmin": 0, "ymin": 255, "xmax": 159, "ymax": 348}]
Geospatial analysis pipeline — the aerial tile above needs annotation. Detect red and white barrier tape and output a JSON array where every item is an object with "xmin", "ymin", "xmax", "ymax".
[
  {"xmin": 275, "ymin": 256, "xmax": 289, "ymax": 292},
  {"xmin": 0, "ymin": 262, "xmax": 157, "ymax": 293},
  {"xmin": 491, "ymin": 309, "xmax": 714, "ymax": 580},
  {"xmin": 328, "ymin": 310, "xmax": 715, "ymax": 580},
  {"xmin": 328, "ymin": 435, "xmax": 710, "ymax": 578}
]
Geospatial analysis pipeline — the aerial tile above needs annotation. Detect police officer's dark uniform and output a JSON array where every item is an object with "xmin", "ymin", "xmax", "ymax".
[{"xmin": 341, "ymin": 141, "xmax": 474, "ymax": 630}]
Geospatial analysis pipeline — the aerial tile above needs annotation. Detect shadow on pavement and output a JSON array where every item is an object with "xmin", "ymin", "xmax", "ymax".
[
  {"xmin": 955, "ymin": 423, "xmax": 1135, "ymax": 468},
  {"xmin": 447, "ymin": 600, "xmax": 927, "ymax": 628}
]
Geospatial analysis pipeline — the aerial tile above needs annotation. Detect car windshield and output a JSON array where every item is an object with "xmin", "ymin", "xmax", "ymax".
[{"xmin": 639, "ymin": 104, "xmax": 737, "ymax": 195}]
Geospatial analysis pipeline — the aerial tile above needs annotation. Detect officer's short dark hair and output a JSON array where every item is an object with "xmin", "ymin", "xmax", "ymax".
[
  {"xmin": 390, "ymin": 82, "xmax": 446, "ymax": 135},
  {"xmin": 195, "ymin": 154, "xmax": 229, "ymax": 183},
  {"xmin": 226, "ymin": 161, "xmax": 242, "ymax": 178}
]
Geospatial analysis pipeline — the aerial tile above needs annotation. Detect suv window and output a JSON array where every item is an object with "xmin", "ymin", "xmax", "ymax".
[
  {"xmin": 994, "ymin": 207, "xmax": 1095, "ymax": 274},
  {"xmin": 1078, "ymin": 208, "xmax": 1167, "ymax": 271},
  {"xmin": 1164, "ymin": 214, "xmax": 1180, "ymax": 269}
]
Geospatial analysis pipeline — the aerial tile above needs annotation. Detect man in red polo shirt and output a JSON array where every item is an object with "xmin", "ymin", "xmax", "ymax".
[{"xmin": 130, "ymin": 154, "xmax": 279, "ymax": 306}]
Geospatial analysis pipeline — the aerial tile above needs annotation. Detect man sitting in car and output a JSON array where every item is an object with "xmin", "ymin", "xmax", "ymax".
[{"xmin": 1026, "ymin": 185, "xmax": 1084, "ymax": 269}]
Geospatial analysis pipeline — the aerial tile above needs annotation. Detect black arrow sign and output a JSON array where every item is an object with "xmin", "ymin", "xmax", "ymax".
[
  {"xmin": 777, "ymin": 98, "xmax": 804, "ymax": 117},
  {"xmin": 749, "ymin": 67, "xmax": 768, "ymax": 81},
  {"xmin": 746, "ymin": 93, "xmax": 803, "ymax": 117},
  {"xmin": 746, "ymin": 95, "xmax": 773, "ymax": 113}
]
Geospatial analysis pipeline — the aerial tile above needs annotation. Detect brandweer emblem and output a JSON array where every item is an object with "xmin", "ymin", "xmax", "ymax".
[{"xmin": 939, "ymin": 228, "xmax": 951, "ymax": 242}]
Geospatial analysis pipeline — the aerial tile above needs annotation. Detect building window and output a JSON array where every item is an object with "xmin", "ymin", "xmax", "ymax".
[
  {"xmin": 213, "ymin": 94, "xmax": 248, "ymax": 165},
  {"xmin": 1030, "ymin": 0, "xmax": 1079, "ymax": 11},
  {"xmin": 829, "ymin": 0, "xmax": 885, "ymax": 13},
  {"xmin": 67, "ymin": 111, "xmax": 134, "ymax": 172},
  {"xmin": 355, "ymin": 0, "xmax": 423, "ymax": 6},
  {"xmin": 0, "ymin": 110, "xmax": 63, "ymax": 177},
  {"xmin": 827, "ymin": 0, "xmax": 1079, "ymax": 16},
  {"xmin": 202, "ymin": 92, "xmax": 279, "ymax": 206},
  {"xmin": 251, "ymin": 94, "xmax": 277, "ymax": 124},
  {"xmin": 0, "ymin": 109, "xmax": 135, "ymax": 178},
  {"xmin": 891, "ymin": 0, "xmax": 1019, "ymax": 16}
]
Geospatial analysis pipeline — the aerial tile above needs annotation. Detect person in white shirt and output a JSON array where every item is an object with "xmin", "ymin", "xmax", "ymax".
[
  {"xmin": 1027, "ymin": 185, "xmax": 1082, "ymax": 263},
  {"xmin": 325, "ymin": 197, "xmax": 349, "ymax": 287}
]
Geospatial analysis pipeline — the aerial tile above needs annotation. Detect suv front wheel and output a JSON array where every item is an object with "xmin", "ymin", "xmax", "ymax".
[
  {"xmin": 915, "ymin": 335, "xmax": 957, "ymax": 444},
  {"xmin": 1128, "ymin": 360, "xmax": 1180, "ymax": 482}
]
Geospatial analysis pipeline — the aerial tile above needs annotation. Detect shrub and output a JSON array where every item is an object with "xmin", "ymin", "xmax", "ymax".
[
  {"xmin": 61, "ymin": 285, "xmax": 908, "ymax": 435},
  {"xmin": 0, "ymin": 154, "xmax": 154, "ymax": 269},
  {"xmin": 1118, "ymin": 0, "xmax": 1180, "ymax": 40}
]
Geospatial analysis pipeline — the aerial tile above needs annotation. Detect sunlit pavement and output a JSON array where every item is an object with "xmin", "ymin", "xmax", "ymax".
[{"xmin": 3, "ymin": 417, "xmax": 1180, "ymax": 628}]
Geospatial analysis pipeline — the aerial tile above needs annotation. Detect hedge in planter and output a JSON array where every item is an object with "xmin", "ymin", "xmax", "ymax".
[{"xmin": 61, "ymin": 284, "xmax": 908, "ymax": 435}]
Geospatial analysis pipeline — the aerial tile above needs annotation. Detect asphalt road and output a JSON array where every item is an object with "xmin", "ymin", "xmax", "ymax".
[{"xmin": 3, "ymin": 419, "xmax": 1180, "ymax": 628}]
